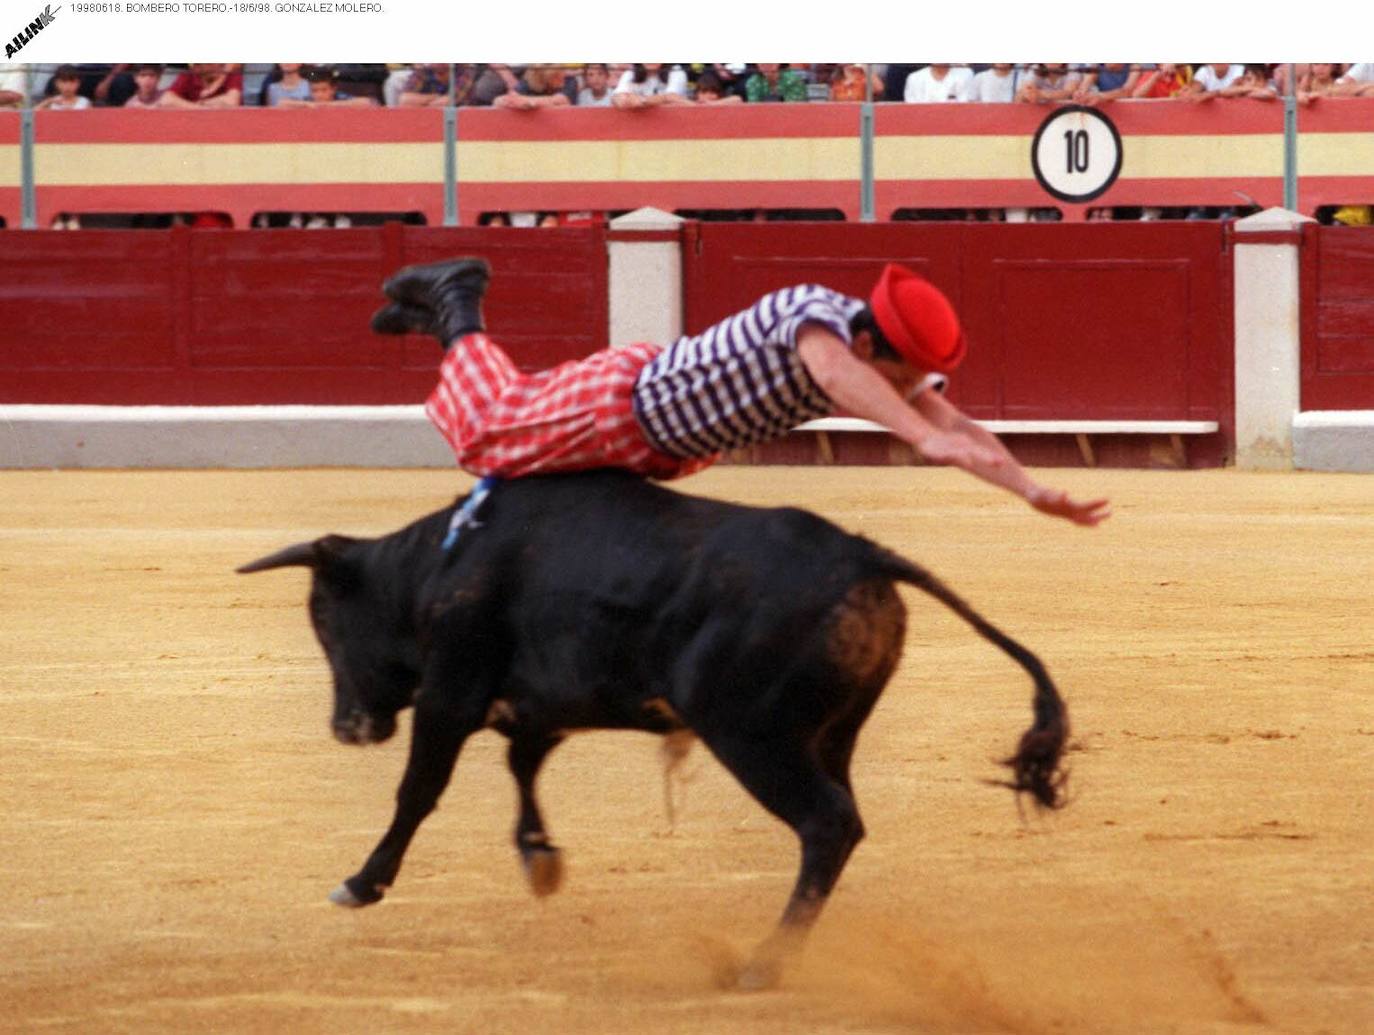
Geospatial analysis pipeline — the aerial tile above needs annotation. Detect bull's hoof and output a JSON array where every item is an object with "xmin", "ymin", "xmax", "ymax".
[
  {"xmin": 522, "ymin": 846, "xmax": 564, "ymax": 898},
  {"xmin": 329, "ymin": 876, "xmax": 385, "ymax": 908}
]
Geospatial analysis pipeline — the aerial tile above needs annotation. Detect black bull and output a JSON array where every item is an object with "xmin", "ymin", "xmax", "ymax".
[{"xmin": 238, "ymin": 470, "xmax": 1068, "ymax": 989}]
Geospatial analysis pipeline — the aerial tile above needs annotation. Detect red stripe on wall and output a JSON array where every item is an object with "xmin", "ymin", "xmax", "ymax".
[
  {"xmin": 458, "ymin": 179, "xmax": 860, "ymax": 221},
  {"xmin": 876, "ymin": 103, "xmax": 1058, "ymax": 135},
  {"xmin": 1289, "ymin": 177, "xmax": 1374, "ymax": 214},
  {"xmin": 33, "ymin": 108, "xmax": 444, "ymax": 145},
  {"xmin": 459, "ymin": 99, "xmax": 1374, "ymax": 144},
  {"xmin": 873, "ymin": 176, "xmax": 1291, "ymax": 213},
  {"xmin": 1297, "ymin": 101, "xmax": 1374, "ymax": 132},
  {"xmin": 877, "ymin": 98, "xmax": 1374, "ymax": 137},
  {"xmin": 21, "ymin": 98, "xmax": 1374, "ymax": 152},
  {"xmin": 35, "ymin": 183, "xmax": 445, "ymax": 227}
]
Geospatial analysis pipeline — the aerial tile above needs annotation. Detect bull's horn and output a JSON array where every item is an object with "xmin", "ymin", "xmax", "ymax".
[
  {"xmin": 236, "ymin": 535, "xmax": 356, "ymax": 574},
  {"xmin": 236, "ymin": 541, "xmax": 318, "ymax": 574}
]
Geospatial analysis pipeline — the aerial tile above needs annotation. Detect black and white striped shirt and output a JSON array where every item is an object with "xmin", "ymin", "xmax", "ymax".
[{"xmin": 631, "ymin": 284, "xmax": 864, "ymax": 458}]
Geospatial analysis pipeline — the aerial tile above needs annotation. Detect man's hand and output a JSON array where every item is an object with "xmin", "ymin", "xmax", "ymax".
[{"xmin": 1027, "ymin": 486, "xmax": 1112, "ymax": 527}]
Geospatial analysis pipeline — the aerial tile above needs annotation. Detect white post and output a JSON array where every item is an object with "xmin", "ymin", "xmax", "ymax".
[
  {"xmin": 1232, "ymin": 207, "xmax": 1313, "ymax": 470},
  {"xmin": 608, "ymin": 207, "xmax": 685, "ymax": 348}
]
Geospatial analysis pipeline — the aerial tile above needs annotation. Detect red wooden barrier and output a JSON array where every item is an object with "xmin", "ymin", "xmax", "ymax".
[
  {"xmin": 0, "ymin": 224, "xmax": 607, "ymax": 404},
  {"xmin": 684, "ymin": 222, "xmax": 1232, "ymax": 423},
  {"xmin": 0, "ymin": 220, "xmax": 1247, "ymax": 468},
  {"xmin": 1301, "ymin": 225, "xmax": 1374, "ymax": 411}
]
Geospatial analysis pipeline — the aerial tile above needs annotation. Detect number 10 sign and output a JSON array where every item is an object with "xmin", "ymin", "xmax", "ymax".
[{"xmin": 1030, "ymin": 105, "xmax": 1123, "ymax": 203}]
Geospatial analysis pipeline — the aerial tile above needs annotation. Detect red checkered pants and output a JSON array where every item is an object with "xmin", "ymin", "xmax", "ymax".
[{"xmin": 424, "ymin": 334, "xmax": 717, "ymax": 480}]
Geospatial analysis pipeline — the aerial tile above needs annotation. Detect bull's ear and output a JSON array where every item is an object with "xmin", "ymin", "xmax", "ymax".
[{"xmin": 236, "ymin": 534, "xmax": 358, "ymax": 575}]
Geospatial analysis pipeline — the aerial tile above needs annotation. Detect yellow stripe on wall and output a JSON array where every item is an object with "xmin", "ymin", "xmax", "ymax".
[
  {"xmin": 456, "ymin": 139, "xmax": 860, "ymax": 183},
  {"xmin": 22, "ymin": 132, "xmax": 1374, "ymax": 188},
  {"xmin": 1117, "ymin": 133, "xmax": 1374, "ymax": 179},
  {"xmin": 0, "ymin": 145, "xmax": 19, "ymax": 186},
  {"xmin": 876, "ymin": 135, "xmax": 1031, "ymax": 180},
  {"xmin": 1297, "ymin": 132, "xmax": 1374, "ymax": 176},
  {"xmin": 877, "ymin": 133, "xmax": 1292, "ymax": 181},
  {"xmin": 34, "ymin": 142, "xmax": 443, "ymax": 186},
  {"xmin": 1121, "ymin": 135, "xmax": 1284, "ymax": 179}
]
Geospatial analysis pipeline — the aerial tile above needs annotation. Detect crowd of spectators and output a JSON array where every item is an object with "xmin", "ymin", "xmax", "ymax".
[
  {"xmin": 3, "ymin": 63, "xmax": 1372, "ymax": 230},
  {"xmin": 4, "ymin": 63, "xmax": 1372, "ymax": 112}
]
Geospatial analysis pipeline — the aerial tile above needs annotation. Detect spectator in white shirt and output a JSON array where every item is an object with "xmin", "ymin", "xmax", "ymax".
[
  {"xmin": 612, "ymin": 64, "xmax": 691, "ymax": 109},
  {"xmin": 1333, "ymin": 62, "xmax": 1374, "ymax": 96},
  {"xmin": 903, "ymin": 64, "xmax": 972, "ymax": 103},
  {"xmin": 1188, "ymin": 63, "xmax": 1245, "ymax": 100},
  {"xmin": 35, "ymin": 66, "xmax": 90, "ymax": 110},
  {"xmin": 968, "ymin": 64, "xmax": 1020, "ymax": 103},
  {"xmin": 0, "ymin": 63, "xmax": 30, "ymax": 109}
]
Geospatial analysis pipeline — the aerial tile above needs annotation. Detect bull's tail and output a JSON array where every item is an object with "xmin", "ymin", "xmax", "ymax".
[{"xmin": 874, "ymin": 549, "xmax": 1069, "ymax": 810}]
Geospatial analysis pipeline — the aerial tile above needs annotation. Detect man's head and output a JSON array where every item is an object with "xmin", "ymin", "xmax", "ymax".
[
  {"xmin": 134, "ymin": 64, "xmax": 163, "ymax": 94},
  {"xmin": 696, "ymin": 71, "xmax": 724, "ymax": 101},
  {"xmin": 848, "ymin": 310, "xmax": 922, "ymax": 396},
  {"xmin": 855, "ymin": 264, "xmax": 965, "ymax": 387},
  {"xmin": 191, "ymin": 63, "xmax": 226, "ymax": 82},
  {"xmin": 53, "ymin": 66, "xmax": 81, "ymax": 97},
  {"xmin": 583, "ymin": 63, "xmax": 609, "ymax": 94},
  {"xmin": 307, "ymin": 66, "xmax": 337, "ymax": 103}
]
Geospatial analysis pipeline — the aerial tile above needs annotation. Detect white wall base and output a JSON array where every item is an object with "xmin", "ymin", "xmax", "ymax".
[
  {"xmin": 6, "ymin": 405, "xmax": 1367, "ymax": 472},
  {"xmin": 1292, "ymin": 411, "xmax": 1374, "ymax": 473},
  {"xmin": 0, "ymin": 405, "xmax": 452, "ymax": 469}
]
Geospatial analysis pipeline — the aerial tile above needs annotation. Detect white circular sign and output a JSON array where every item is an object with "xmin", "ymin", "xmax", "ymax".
[{"xmin": 1030, "ymin": 106, "xmax": 1123, "ymax": 203}]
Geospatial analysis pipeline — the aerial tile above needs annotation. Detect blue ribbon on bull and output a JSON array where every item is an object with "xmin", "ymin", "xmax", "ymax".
[{"xmin": 442, "ymin": 476, "xmax": 499, "ymax": 552}]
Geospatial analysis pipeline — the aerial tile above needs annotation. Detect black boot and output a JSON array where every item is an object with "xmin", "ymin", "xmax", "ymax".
[
  {"xmin": 370, "ymin": 300, "xmax": 437, "ymax": 338},
  {"xmin": 381, "ymin": 257, "xmax": 490, "ymax": 344}
]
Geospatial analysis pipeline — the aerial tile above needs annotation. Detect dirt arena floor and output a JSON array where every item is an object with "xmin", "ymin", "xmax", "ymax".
[{"xmin": 2, "ymin": 465, "xmax": 1371, "ymax": 1034}]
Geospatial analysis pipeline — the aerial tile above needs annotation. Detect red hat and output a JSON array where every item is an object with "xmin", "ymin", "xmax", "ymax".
[{"xmin": 869, "ymin": 263, "xmax": 966, "ymax": 373}]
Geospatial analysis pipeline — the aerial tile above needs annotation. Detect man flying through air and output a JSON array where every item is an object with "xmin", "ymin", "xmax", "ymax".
[{"xmin": 372, "ymin": 257, "xmax": 1110, "ymax": 527}]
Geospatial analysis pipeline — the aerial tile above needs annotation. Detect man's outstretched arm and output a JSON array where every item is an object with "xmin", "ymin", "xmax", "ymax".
[
  {"xmin": 798, "ymin": 327, "xmax": 1110, "ymax": 527},
  {"xmin": 797, "ymin": 327, "xmax": 1006, "ymax": 472},
  {"xmin": 910, "ymin": 382, "xmax": 1111, "ymax": 526}
]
